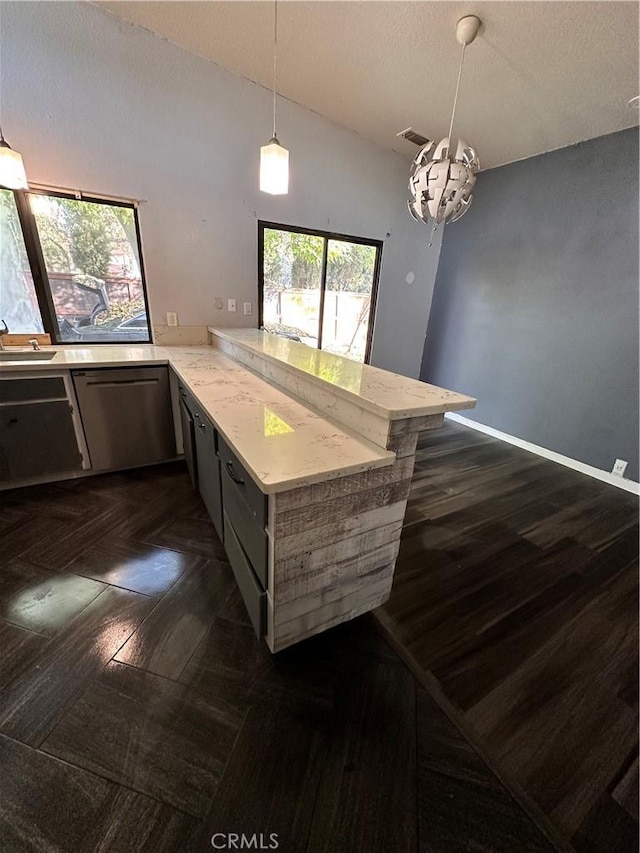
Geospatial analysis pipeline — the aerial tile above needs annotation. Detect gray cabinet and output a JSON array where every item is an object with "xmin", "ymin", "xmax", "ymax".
[
  {"xmin": 0, "ymin": 378, "xmax": 82, "ymax": 482},
  {"xmin": 223, "ymin": 512, "xmax": 266, "ymax": 637},
  {"xmin": 219, "ymin": 438, "xmax": 268, "ymax": 638},
  {"xmin": 175, "ymin": 376, "xmax": 269, "ymax": 639},
  {"xmin": 218, "ymin": 434, "xmax": 267, "ymax": 525},
  {"xmin": 0, "ymin": 377, "xmax": 67, "ymax": 403},
  {"xmin": 193, "ymin": 410, "xmax": 223, "ymax": 541},
  {"xmin": 221, "ymin": 466, "xmax": 268, "ymax": 587},
  {"xmin": 179, "ymin": 396, "xmax": 197, "ymax": 490}
]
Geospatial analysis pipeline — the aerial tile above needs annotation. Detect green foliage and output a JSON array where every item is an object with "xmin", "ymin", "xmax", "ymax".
[
  {"xmin": 34, "ymin": 213, "xmax": 72, "ymax": 272},
  {"xmin": 290, "ymin": 232, "xmax": 324, "ymax": 266},
  {"xmin": 326, "ymin": 241, "xmax": 376, "ymax": 293},
  {"xmin": 263, "ymin": 228, "xmax": 376, "ymax": 294},
  {"xmin": 34, "ymin": 198, "xmax": 138, "ymax": 281},
  {"xmin": 61, "ymin": 200, "xmax": 116, "ymax": 279},
  {"xmin": 111, "ymin": 206, "xmax": 138, "ymax": 254},
  {"xmin": 263, "ymin": 228, "xmax": 285, "ymax": 289}
]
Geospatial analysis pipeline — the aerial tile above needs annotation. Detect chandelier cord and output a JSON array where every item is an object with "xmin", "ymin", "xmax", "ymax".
[
  {"xmin": 272, "ymin": 0, "xmax": 278, "ymax": 139},
  {"xmin": 447, "ymin": 41, "xmax": 466, "ymax": 147}
]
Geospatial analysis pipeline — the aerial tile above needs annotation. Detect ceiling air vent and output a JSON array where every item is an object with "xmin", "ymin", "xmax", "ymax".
[{"xmin": 396, "ymin": 127, "xmax": 431, "ymax": 147}]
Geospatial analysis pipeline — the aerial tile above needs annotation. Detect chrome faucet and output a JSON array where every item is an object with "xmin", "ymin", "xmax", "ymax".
[
  {"xmin": 28, "ymin": 339, "xmax": 40, "ymax": 351},
  {"xmin": 0, "ymin": 321, "xmax": 8, "ymax": 350}
]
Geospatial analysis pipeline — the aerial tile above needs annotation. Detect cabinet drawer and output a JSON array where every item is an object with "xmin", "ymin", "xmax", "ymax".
[
  {"xmin": 224, "ymin": 512, "xmax": 266, "ymax": 638},
  {"xmin": 0, "ymin": 377, "xmax": 67, "ymax": 403},
  {"xmin": 218, "ymin": 434, "xmax": 266, "ymax": 526},
  {"xmin": 221, "ymin": 466, "xmax": 268, "ymax": 588}
]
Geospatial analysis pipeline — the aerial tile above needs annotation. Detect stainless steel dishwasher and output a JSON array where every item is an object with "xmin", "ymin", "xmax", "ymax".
[{"xmin": 72, "ymin": 367, "xmax": 176, "ymax": 471}]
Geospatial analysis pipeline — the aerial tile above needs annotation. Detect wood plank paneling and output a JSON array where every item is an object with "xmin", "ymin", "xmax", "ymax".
[
  {"xmin": 274, "ymin": 520, "xmax": 403, "ymax": 581},
  {"xmin": 273, "ymin": 455, "xmax": 416, "ymax": 513},
  {"xmin": 274, "ymin": 501, "xmax": 407, "ymax": 561},
  {"xmin": 274, "ymin": 478, "xmax": 412, "ymax": 538},
  {"xmin": 276, "ymin": 541, "xmax": 401, "ymax": 604}
]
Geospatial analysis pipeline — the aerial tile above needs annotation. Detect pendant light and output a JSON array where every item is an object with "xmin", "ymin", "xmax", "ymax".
[
  {"xmin": 407, "ymin": 15, "xmax": 481, "ymax": 244},
  {"xmin": 260, "ymin": 0, "xmax": 289, "ymax": 195},
  {"xmin": 0, "ymin": 124, "xmax": 28, "ymax": 190}
]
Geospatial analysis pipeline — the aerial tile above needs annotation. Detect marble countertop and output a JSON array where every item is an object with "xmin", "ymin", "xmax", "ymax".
[
  {"xmin": 0, "ymin": 344, "xmax": 394, "ymax": 493},
  {"xmin": 209, "ymin": 328, "xmax": 476, "ymax": 418}
]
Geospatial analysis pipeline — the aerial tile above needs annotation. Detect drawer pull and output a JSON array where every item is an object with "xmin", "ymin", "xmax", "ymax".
[
  {"xmin": 226, "ymin": 460, "xmax": 244, "ymax": 485},
  {"xmin": 197, "ymin": 422, "xmax": 206, "ymax": 430}
]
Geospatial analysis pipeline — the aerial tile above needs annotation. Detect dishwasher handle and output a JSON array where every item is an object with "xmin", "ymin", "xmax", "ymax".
[{"xmin": 84, "ymin": 379, "xmax": 159, "ymax": 388}]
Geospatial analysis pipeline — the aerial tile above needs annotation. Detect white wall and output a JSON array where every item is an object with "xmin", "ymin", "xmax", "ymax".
[{"xmin": 1, "ymin": 1, "xmax": 440, "ymax": 377}]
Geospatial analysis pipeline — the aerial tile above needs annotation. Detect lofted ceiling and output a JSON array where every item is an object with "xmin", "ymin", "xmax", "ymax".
[{"xmin": 98, "ymin": 1, "xmax": 639, "ymax": 169}]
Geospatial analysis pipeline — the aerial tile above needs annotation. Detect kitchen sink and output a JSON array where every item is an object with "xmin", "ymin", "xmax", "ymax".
[{"xmin": 0, "ymin": 349, "xmax": 58, "ymax": 361}]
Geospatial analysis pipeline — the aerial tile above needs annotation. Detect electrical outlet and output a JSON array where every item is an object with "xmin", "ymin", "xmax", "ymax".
[
  {"xmin": 612, "ymin": 458, "xmax": 628, "ymax": 477},
  {"xmin": 243, "ymin": 302, "xmax": 252, "ymax": 315},
  {"xmin": 227, "ymin": 299, "xmax": 236, "ymax": 313},
  {"xmin": 166, "ymin": 312, "xmax": 178, "ymax": 327}
]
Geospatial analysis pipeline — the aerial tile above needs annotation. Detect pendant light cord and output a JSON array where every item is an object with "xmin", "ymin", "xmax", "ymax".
[
  {"xmin": 272, "ymin": 0, "xmax": 278, "ymax": 139},
  {"xmin": 447, "ymin": 42, "xmax": 466, "ymax": 146}
]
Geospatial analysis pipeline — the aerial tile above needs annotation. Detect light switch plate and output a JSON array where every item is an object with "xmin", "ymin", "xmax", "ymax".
[
  {"xmin": 243, "ymin": 302, "xmax": 252, "ymax": 315},
  {"xmin": 166, "ymin": 312, "xmax": 178, "ymax": 327},
  {"xmin": 228, "ymin": 299, "xmax": 236, "ymax": 312}
]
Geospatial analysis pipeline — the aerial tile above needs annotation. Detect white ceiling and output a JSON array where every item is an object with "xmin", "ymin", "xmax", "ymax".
[{"xmin": 98, "ymin": 1, "xmax": 639, "ymax": 169}]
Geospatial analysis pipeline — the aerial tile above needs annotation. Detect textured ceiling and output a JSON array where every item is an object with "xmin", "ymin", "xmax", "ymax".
[{"xmin": 98, "ymin": 1, "xmax": 639, "ymax": 169}]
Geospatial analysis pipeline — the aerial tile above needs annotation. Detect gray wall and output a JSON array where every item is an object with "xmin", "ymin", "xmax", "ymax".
[{"xmin": 421, "ymin": 127, "xmax": 639, "ymax": 482}]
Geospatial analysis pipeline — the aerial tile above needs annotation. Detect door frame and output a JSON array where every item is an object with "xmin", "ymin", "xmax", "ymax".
[{"xmin": 257, "ymin": 221, "xmax": 383, "ymax": 364}]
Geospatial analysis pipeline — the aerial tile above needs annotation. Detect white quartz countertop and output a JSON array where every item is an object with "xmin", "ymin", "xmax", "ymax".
[
  {"xmin": 209, "ymin": 328, "xmax": 476, "ymax": 419},
  {"xmin": 0, "ymin": 344, "xmax": 395, "ymax": 493}
]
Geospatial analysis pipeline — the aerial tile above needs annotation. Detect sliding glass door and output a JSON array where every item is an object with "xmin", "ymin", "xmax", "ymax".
[{"xmin": 259, "ymin": 222, "xmax": 382, "ymax": 363}]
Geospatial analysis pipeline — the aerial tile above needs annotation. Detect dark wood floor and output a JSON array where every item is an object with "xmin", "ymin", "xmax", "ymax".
[
  {"xmin": 380, "ymin": 421, "xmax": 639, "ymax": 853},
  {"xmin": 0, "ymin": 461, "xmax": 557, "ymax": 852}
]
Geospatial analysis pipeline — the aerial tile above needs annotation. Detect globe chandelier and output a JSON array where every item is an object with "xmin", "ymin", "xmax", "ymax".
[{"xmin": 407, "ymin": 15, "xmax": 482, "ymax": 244}]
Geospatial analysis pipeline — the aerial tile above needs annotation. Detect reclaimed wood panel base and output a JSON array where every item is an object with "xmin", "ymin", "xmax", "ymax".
[{"xmin": 266, "ymin": 414, "xmax": 444, "ymax": 652}]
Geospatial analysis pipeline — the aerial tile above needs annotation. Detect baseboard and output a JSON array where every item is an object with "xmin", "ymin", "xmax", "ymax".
[{"xmin": 445, "ymin": 412, "xmax": 640, "ymax": 496}]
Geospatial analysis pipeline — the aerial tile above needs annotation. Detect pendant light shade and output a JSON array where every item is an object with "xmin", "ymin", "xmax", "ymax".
[
  {"xmin": 0, "ymin": 137, "xmax": 28, "ymax": 190},
  {"xmin": 260, "ymin": 136, "xmax": 289, "ymax": 195},
  {"xmin": 260, "ymin": 0, "xmax": 289, "ymax": 195}
]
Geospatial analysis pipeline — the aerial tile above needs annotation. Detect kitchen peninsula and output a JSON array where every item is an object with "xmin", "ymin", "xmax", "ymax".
[{"xmin": 0, "ymin": 330, "xmax": 475, "ymax": 651}]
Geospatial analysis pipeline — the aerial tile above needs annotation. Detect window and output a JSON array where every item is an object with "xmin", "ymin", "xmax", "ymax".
[
  {"xmin": 259, "ymin": 222, "xmax": 382, "ymax": 364},
  {"xmin": 0, "ymin": 190, "xmax": 44, "ymax": 334},
  {"xmin": 0, "ymin": 188, "xmax": 151, "ymax": 344}
]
